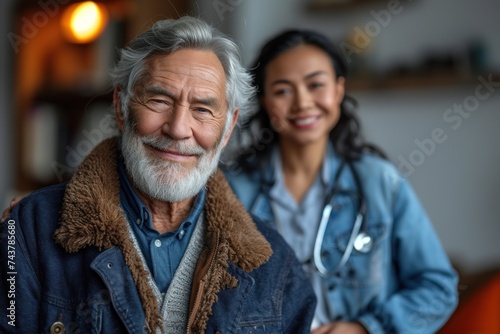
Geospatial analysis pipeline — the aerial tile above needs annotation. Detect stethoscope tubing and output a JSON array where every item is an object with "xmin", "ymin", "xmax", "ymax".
[
  {"xmin": 259, "ymin": 157, "xmax": 371, "ymax": 277},
  {"xmin": 312, "ymin": 160, "xmax": 370, "ymax": 277},
  {"xmin": 313, "ymin": 207, "xmax": 364, "ymax": 277}
]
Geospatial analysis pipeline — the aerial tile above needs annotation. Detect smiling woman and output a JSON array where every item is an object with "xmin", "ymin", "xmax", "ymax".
[
  {"xmin": 261, "ymin": 43, "xmax": 345, "ymax": 160},
  {"xmin": 224, "ymin": 28, "xmax": 459, "ymax": 334}
]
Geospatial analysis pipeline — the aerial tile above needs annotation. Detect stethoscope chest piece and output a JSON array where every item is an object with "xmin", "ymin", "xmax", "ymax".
[{"xmin": 353, "ymin": 232, "xmax": 372, "ymax": 253}]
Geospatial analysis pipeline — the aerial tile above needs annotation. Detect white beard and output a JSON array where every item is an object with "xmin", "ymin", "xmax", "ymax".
[{"xmin": 120, "ymin": 122, "xmax": 225, "ymax": 202}]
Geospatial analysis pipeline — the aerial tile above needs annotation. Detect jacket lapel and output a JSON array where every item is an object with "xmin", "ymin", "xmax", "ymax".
[{"xmin": 90, "ymin": 247, "xmax": 147, "ymax": 333}]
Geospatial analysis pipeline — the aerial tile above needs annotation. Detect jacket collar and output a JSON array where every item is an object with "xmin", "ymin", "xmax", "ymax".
[{"xmin": 53, "ymin": 137, "xmax": 272, "ymax": 332}]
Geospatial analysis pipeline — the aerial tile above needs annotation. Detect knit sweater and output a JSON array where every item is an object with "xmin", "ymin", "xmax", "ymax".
[{"xmin": 127, "ymin": 212, "xmax": 206, "ymax": 333}]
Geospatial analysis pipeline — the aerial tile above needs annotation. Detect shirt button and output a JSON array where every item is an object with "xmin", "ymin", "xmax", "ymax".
[
  {"xmin": 154, "ymin": 239, "xmax": 162, "ymax": 247},
  {"xmin": 136, "ymin": 218, "xmax": 141, "ymax": 225}
]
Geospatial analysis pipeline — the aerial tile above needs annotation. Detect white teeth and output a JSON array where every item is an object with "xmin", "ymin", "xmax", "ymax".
[{"xmin": 293, "ymin": 116, "xmax": 317, "ymax": 126}]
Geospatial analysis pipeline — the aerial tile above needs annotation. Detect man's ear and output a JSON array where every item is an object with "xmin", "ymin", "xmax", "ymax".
[
  {"xmin": 222, "ymin": 108, "xmax": 239, "ymax": 148},
  {"xmin": 113, "ymin": 87, "xmax": 125, "ymax": 132}
]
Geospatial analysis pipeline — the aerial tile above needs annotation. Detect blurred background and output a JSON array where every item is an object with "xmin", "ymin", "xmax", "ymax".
[{"xmin": 1, "ymin": 0, "xmax": 499, "ymax": 330}]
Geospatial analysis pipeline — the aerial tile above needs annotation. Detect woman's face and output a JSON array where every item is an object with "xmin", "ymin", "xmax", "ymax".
[{"xmin": 262, "ymin": 44, "xmax": 345, "ymax": 147}]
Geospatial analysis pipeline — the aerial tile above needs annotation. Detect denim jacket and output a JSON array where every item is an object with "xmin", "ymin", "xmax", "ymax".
[
  {"xmin": 225, "ymin": 148, "xmax": 458, "ymax": 334},
  {"xmin": 0, "ymin": 138, "xmax": 316, "ymax": 333}
]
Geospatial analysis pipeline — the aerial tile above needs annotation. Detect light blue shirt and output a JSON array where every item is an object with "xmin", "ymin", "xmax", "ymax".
[{"xmin": 268, "ymin": 145, "xmax": 333, "ymax": 326}]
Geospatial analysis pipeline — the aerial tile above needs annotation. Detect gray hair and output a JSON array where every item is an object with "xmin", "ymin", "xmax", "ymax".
[{"xmin": 109, "ymin": 16, "xmax": 255, "ymax": 127}]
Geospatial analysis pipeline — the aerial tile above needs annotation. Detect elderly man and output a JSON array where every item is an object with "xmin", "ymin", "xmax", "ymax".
[{"xmin": 0, "ymin": 17, "xmax": 315, "ymax": 333}]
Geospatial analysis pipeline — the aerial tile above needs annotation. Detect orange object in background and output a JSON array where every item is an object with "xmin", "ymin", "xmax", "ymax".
[
  {"xmin": 61, "ymin": 1, "xmax": 108, "ymax": 44},
  {"xmin": 439, "ymin": 270, "xmax": 500, "ymax": 334}
]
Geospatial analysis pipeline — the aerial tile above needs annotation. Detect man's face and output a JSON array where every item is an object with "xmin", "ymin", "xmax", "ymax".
[{"xmin": 117, "ymin": 49, "xmax": 237, "ymax": 202}]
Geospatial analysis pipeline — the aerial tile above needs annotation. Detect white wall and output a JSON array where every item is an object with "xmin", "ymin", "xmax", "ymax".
[
  {"xmin": 196, "ymin": 0, "xmax": 500, "ymax": 274},
  {"xmin": 354, "ymin": 85, "xmax": 500, "ymax": 273}
]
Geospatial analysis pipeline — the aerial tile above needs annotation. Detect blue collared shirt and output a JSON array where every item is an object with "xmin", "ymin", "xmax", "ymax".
[{"xmin": 117, "ymin": 158, "xmax": 205, "ymax": 293}]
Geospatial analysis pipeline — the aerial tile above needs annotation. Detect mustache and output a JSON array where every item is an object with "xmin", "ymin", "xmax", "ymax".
[{"xmin": 140, "ymin": 134, "xmax": 207, "ymax": 156}]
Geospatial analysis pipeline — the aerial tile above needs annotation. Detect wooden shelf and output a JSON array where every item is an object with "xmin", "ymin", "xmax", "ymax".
[
  {"xmin": 308, "ymin": 0, "xmax": 387, "ymax": 11},
  {"xmin": 345, "ymin": 71, "xmax": 498, "ymax": 91}
]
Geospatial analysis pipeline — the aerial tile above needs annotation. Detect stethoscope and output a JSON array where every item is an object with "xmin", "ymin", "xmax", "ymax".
[
  {"xmin": 261, "ymin": 159, "xmax": 373, "ymax": 278},
  {"xmin": 312, "ymin": 160, "xmax": 372, "ymax": 277}
]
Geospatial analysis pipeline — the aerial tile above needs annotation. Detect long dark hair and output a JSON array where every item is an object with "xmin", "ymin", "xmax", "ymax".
[{"xmin": 226, "ymin": 29, "xmax": 386, "ymax": 172}]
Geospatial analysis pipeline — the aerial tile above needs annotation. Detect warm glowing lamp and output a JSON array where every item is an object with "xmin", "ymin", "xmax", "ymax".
[{"xmin": 61, "ymin": 1, "xmax": 108, "ymax": 43}]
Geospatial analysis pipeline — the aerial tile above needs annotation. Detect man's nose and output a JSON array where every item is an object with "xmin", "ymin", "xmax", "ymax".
[{"xmin": 161, "ymin": 104, "xmax": 192, "ymax": 140}]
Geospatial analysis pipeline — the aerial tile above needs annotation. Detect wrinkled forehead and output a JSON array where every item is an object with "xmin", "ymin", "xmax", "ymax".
[
  {"xmin": 131, "ymin": 51, "xmax": 227, "ymax": 106},
  {"xmin": 143, "ymin": 50, "xmax": 225, "ymax": 83}
]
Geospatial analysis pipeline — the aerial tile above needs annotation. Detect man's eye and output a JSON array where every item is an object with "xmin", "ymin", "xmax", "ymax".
[{"xmin": 145, "ymin": 99, "xmax": 172, "ymax": 112}]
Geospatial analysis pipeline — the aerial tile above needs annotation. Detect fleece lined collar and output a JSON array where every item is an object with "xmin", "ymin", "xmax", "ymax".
[{"xmin": 53, "ymin": 137, "xmax": 272, "ymax": 333}]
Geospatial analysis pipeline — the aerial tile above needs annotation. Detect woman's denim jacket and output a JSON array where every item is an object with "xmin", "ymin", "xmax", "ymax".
[{"xmin": 225, "ymin": 149, "xmax": 458, "ymax": 334}]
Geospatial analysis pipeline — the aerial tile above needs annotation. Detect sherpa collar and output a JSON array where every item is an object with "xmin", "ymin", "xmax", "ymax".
[{"xmin": 53, "ymin": 137, "xmax": 272, "ymax": 333}]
